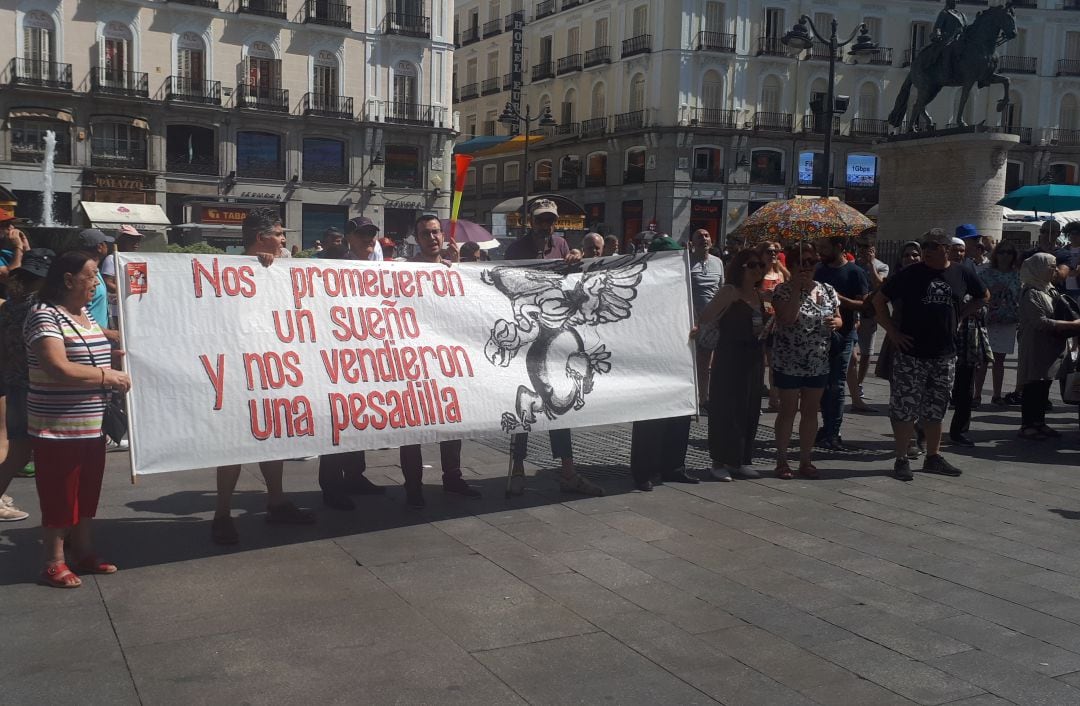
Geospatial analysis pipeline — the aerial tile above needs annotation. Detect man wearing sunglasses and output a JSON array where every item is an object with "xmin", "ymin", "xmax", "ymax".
[
  {"xmin": 812, "ymin": 236, "xmax": 870, "ymax": 451},
  {"xmin": 874, "ymin": 229, "xmax": 987, "ymax": 481}
]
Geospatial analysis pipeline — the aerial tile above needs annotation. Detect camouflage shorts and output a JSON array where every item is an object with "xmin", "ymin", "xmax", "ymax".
[{"xmin": 889, "ymin": 352, "xmax": 956, "ymax": 423}]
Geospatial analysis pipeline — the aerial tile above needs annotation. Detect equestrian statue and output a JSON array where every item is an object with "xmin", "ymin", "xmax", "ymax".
[{"xmin": 888, "ymin": 1, "xmax": 1017, "ymax": 133}]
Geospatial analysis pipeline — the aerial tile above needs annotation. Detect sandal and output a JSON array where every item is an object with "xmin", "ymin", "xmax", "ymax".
[
  {"xmin": 265, "ymin": 501, "xmax": 316, "ymax": 525},
  {"xmin": 798, "ymin": 462, "xmax": 819, "ymax": 480},
  {"xmin": 40, "ymin": 562, "xmax": 81, "ymax": 588},
  {"xmin": 1036, "ymin": 425, "xmax": 1062, "ymax": 438},
  {"xmin": 775, "ymin": 461, "xmax": 794, "ymax": 480},
  {"xmin": 559, "ymin": 473, "xmax": 604, "ymax": 497},
  {"xmin": 74, "ymin": 555, "xmax": 117, "ymax": 575},
  {"xmin": 1018, "ymin": 426, "xmax": 1049, "ymax": 441},
  {"xmin": 211, "ymin": 515, "xmax": 239, "ymax": 545}
]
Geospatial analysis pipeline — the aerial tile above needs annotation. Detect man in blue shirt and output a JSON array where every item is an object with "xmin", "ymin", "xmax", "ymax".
[
  {"xmin": 76, "ymin": 229, "xmax": 114, "ymax": 332},
  {"xmin": 814, "ymin": 235, "xmax": 869, "ymax": 450}
]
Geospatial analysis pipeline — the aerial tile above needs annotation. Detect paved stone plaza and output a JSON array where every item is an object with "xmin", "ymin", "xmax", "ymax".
[{"xmin": 5, "ymin": 372, "xmax": 1080, "ymax": 705}]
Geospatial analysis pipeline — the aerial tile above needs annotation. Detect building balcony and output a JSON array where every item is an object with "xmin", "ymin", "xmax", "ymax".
[
  {"xmin": 536, "ymin": 0, "xmax": 555, "ymax": 19},
  {"xmin": 461, "ymin": 26, "xmax": 480, "ymax": 45},
  {"xmin": 238, "ymin": 0, "xmax": 287, "ymax": 20},
  {"xmin": 166, "ymin": 155, "xmax": 218, "ymax": 176},
  {"xmin": 1048, "ymin": 128, "xmax": 1080, "ymax": 145},
  {"xmin": 903, "ymin": 48, "xmax": 921, "ymax": 67},
  {"xmin": 236, "ymin": 83, "xmax": 289, "ymax": 112},
  {"xmin": 557, "ymin": 174, "xmax": 579, "ymax": 189},
  {"xmin": 481, "ymin": 77, "xmax": 501, "ymax": 95},
  {"xmin": 503, "ymin": 73, "xmax": 516, "ymax": 90},
  {"xmin": 303, "ymin": 0, "xmax": 350, "ymax": 28},
  {"xmin": 237, "ymin": 160, "xmax": 284, "ymax": 179},
  {"xmin": 624, "ymin": 166, "xmax": 645, "ymax": 184},
  {"xmin": 750, "ymin": 169, "xmax": 785, "ymax": 185},
  {"xmin": 692, "ymin": 167, "xmax": 724, "ymax": 183},
  {"xmin": 557, "ymin": 54, "xmax": 583, "ymax": 75},
  {"xmin": 1000, "ymin": 125, "xmax": 1032, "ymax": 143},
  {"xmin": 505, "ymin": 11, "xmax": 525, "ymax": 30},
  {"xmin": 381, "ymin": 101, "xmax": 440, "ymax": 126},
  {"xmin": 302, "ymin": 92, "xmax": 353, "ymax": 118},
  {"xmin": 584, "ymin": 174, "xmax": 606, "ymax": 187},
  {"xmin": 91, "ymin": 68, "xmax": 149, "ymax": 98},
  {"xmin": 696, "ymin": 31, "xmax": 735, "ymax": 53},
  {"xmin": 581, "ymin": 116, "xmax": 607, "ymax": 137},
  {"xmin": 554, "ymin": 122, "xmax": 579, "ymax": 137},
  {"xmin": 168, "ymin": 0, "xmax": 219, "ymax": 7},
  {"xmin": 534, "ymin": 177, "xmax": 553, "ymax": 191},
  {"xmin": 806, "ymin": 42, "xmax": 841, "ymax": 61},
  {"xmin": 850, "ymin": 118, "xmax": 890, "ymax": 138},
  {"xmin": 584, "ymin": 46, "xmax": 611, "ymax": 68},
  {"xmin": 483, "ymin": 18, "xmax": 502, "ymax": 37},
  {"xmin": 92, "ymin": 150, "xmax": 148, "ymax": 170},
  {"xmin": 753, "ymin": 111, "xmax": 793, "ymax": 132},
  {"xmin": 998, "ymin": 55, "xmax": 1036, "ymax": 74},
  {"xmin": 622, "ymin": 34, "xmax": 652, "ymax": 58},
  {"xmin": 614, "ymin": 110, "xmax": 645, "ymax": 132},
  {"xmin": 8, "ymin": 58, "xmax": 72, "ymax": 90},
  {"xmin": 866, "ymin": 47, "xmax": 893, "ymax": 66},
  {"xmin": 1058, "ymin": 59, "xmax": 1080, "ymax": 76},
  {"xmin": 385, "ymin": 13, "xmax": 431, "ymax": 38},
  {"xmin": 802, "ymin": 114, "xmax": 841, "ymax": 135},
  {"xmin": 689, "ymin": 107, "xmax": 739, "ymax": 129},
  {"xmin": 304, "ymin": 165, "xmax": 349, "ymax": 184},
  {"xmin": 459, "ymin": 82, "xmax": 479, "ymax": 100},
  {"xmin": 562, "ymin": 0, "xmax": 581, "ymax": 8},
  {"xmin": 531, "ymin": 62, "xmax": 555, "ymax": 81},
  {"xmin": 757, "ymin": 36, "xmax": 790, "ymax": 57},
  {"xmin": 164, "ymin": 76, "xmax": 221, "ymax": 105}
]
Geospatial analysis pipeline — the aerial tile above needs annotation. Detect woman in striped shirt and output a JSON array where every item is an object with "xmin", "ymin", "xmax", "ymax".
[{"xmin": 25, "ymin": 250, "xmax": 131, "ymax": 588}]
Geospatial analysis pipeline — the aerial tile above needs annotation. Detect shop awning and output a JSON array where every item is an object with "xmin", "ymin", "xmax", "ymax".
[
  {"xmin": 79, "ymin": 202, "xmax": 171, "ymax": 228},
  {"xmin": 90, "ymin": 115, "xmax": 149, "ymax": 130},
  {"xmin": 8, "ymin": 108, "xmax": 73, "ymax": 122}
]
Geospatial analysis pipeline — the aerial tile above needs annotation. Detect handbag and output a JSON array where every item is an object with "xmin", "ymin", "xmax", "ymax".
[
  {"xmin": 955, "ymin": 313, "xmax": 992, "ymax": 367},
  {"xmin": 696, "ymin": 319, "xmax": 720, "ymax": 350}
]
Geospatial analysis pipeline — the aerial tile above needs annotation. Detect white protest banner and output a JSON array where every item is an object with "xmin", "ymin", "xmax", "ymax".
[{"xmin": 116, "ymin": 251, "xmax": 697, "ymax": 475}]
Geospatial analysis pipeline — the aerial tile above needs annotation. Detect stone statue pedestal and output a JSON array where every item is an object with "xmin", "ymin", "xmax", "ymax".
[{"xmin": 874, "ymin": 131, "xmax": 1018, "ymax": 243}]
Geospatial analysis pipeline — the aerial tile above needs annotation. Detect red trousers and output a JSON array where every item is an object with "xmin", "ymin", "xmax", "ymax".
[{"xmin": 32, "ymin": 436, "xmax": 106, "ymax": 528}]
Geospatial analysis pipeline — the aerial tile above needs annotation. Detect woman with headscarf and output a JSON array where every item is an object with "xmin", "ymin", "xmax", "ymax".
[{"xmin": 1016, "ymin": 253, "xmax": 1080, "ymax": 439}]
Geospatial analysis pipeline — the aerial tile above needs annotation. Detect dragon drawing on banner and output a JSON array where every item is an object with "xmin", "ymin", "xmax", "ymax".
[{"xmin": 480, "ymin": 254, "xmax": 649, "ymax": 432}]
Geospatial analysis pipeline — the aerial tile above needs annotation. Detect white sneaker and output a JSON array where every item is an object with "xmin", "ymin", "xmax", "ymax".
[
  {"xmin": 709, "ymin": 466, "xmax": 733, "ymax": 482},
  {"xmin": 0, "ymin": 502, "xmax": 29, "ymax": 522},
  {"xmin": 1, "ymin": 494, "xmax": 12, "ymax": 507},
  {"xmin": 734, "ymin": 465, "xmax": 761, "ymax": 479},
  {"xmin": 107, "ymin": 438, "xmax": 129, "ymax": 451}
]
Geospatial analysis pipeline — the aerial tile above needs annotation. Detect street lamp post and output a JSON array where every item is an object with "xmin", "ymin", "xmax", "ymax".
[
  {"xmin": 498, "ymin": 102, "xmax": 557, "ymax": 227},
  {"xmin": 783, "ymin": 18, "xmax": 877, "ymax": 197}
]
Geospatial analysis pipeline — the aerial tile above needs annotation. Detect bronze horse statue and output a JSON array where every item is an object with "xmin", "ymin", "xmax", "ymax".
[{"xmin": 888, "ymin": 3, "xmax": 1017, "ymax": 133}]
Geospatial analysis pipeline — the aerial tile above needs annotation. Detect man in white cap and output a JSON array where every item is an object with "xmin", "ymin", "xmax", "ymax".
[{"xmin": 101, "ymin": 225, "xmax": 144, "ymax": 328}]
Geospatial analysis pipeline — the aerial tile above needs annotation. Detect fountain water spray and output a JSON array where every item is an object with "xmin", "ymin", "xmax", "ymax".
[{"xmin": 41, "ymin": 130, "xmax": 56, "ymax": 227}]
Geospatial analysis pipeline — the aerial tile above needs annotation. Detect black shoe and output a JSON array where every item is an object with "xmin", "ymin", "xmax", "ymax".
[
  {"xmin": 343, "ymin": 475, "xmax": 386, "ymax": 495},
  {"xmin": 635, "ymin": 480, "xmax": 654, "ymax": 492},
  {"xmin": 922, "ymin": 454, "xmax": 962, "ymax": 477},
  {"xmin": 405, "ymin": 484, "xmax": 426, "ymax": 509},
  {"xmin": 322, "ymin": 492, "xmax": 355, "ymax": 511},
  {"xmin": 650, "ymin": 474, "xmax": 664, "ymax": 486},
  {"xmin": 442, "ymin": 476, "xmax": 482, "ymax": 498},
  {"xmin": 893, "ymin": 458, "xmax": 914, "ymax": 482},
  {"xmin": 949, "ymin": 433, "xmax": 975, "ymax": 448},
  {"xmin": 662, "ymin": 468, "xmax": 700, "ymax": 484}
]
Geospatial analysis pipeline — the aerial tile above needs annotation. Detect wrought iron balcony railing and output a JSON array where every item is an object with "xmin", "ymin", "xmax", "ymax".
[
  {"xmin": 481, "ymin": 77, "xmax": 501, "ymax": 95},
  {"xmin": 1048, "ymin": 128, "xmax": 1080, "ymax": 145},
  {"xmin": 169, "ymin": 0, "xmax": 219, "ymax": 7},
  {"xmin": 867, "ymin": 47, "xmax": 893, "ymax": 66},
  {"xmin": 802, "ymin": 114, "xmax": 841, "ymax": 135},
  {"xmin": 483, "ymin": 18, "xmax": 502, "ymax": 37},
  {"xmin": 696, "ymin": 31, "xmax": 735, "ymax": 53},
  {"xmin": 850, "ymin": 118, "xmax": 890, "ymax": 138},
  {"xmin": 505, "ymin": 11, "xmax": 525, "ymax": 30},
  {"xmin": 757, "ymin": 36, "xmax": 789, "ymax": 57},
  {"xmin": 753, "ymin": 111, "xmax": 793, "ymax": 132},
  {"xmin": 536, "ymin": 0, "xmax": 555, "ymax": 19},
  {"xmin": 581, "ymin": 117, "xmax": 607, "ymax": 137},
  {"xmin": 557, "ymin": 54, "xmax": 582, "ymax": 75},
  {"xmin": 92, "ymin": 149, "xmax": 147, "ymax": 170},
  {"xmin": 622, "ymin": 34, "xmax": 651, "ymax": 58},
  {"xmin": 91, "ymin": 67, "xmax": 149, "ymax": 97},
  {"xmin": 614, "ymin": 110, "xmax": 645, "ymax": 132},
  {"xmin": 1058, "ymin": 59, "xmax": 1080, "ymax": 76},
  {"xmin": 166, "ymin": 154, "xmax": 218, "ymax": 175},
  {"xmin": 381, "ymin": 101, "xmax": 440, "ymax": 126},
  {"xmin": 459, "ymin": 82, "xmax": 479, "ymax": 100},
  {"xmin": 8, "ymin": 58, "xmax": 72, "ymax": 90},
  {"xmin": 302, "ymin": 92, "xmax": 353, "ymax": 118},
  {"xmin": 165, "ymin": 76, "xmax": 221, "ymax": 105},
  {"xmin": 584, "ymin": 46, "xmax": 611, "ymax": 67},
  {"xmin": 998, "ymin": 55, "xmax": 1037, "ymax": 74},
  {"xmin": 303, "ymin": 0, "xmax": 350, "ymax": 28},
  {"xmin": 238, "ymin": 0, "xmax": 287, "ymax": 19},
  {"xmin": 531, "ymin": 62, "xmax": 555, "ymax": 81},
  {"xmin": 385, "ymin": 13, "xmax": 431, "ymax": 38},
  {"xmin": 236, "ymin": 83, "xmax": 290, "ymax": 112},
  {"xmin": 461, "ymin": 26, "xmax": 480, "ymax": 44}
]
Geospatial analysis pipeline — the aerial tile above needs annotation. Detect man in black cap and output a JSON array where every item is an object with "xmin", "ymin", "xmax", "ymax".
[{"xmin": 344, "ymin": 216, "xmax": 383, "ymax": 261}]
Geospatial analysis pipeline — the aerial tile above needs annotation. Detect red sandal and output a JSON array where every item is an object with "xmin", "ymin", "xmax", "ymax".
[
  {"xmin": 74, "ymin": 555, "xmax": 118, "ymax": 575},
  {"xmin": 40, "ymin": 562, "xmax": 82, "ymax": 588},
  {"xmin": 775, "ymin": 461, "xmax": 794, "ymax": 480},
  {"xmin": 798, "ymin": 462, "xmax": 819, "ymax": 480}
]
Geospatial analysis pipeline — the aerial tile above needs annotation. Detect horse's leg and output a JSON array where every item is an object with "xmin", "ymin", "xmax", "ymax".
[
  {"xmin": 989, "ymin": 73, "xmax": 1011, "ymax": 123},
  {"xmin": 956, "ymin": 83, "xmax": 973, "ymax": 127},
  {"xmin": 908, "ymin": 86, "xmax": 926, "ymax": 132}
]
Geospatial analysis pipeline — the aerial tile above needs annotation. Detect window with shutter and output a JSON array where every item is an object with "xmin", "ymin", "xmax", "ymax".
[
  {"xmin": 561, "ymin": 101, "xmax": 573, "ymax": 124},
  {"xmin": 1062, "ymin": 95, "xmax": 1079, "ymax": 130},
  {"xmin": 632, "ymin": 6, "xmax": 647, "ymax": 36},
  {"xmin": 702, "ymin": 71, "xmax": 723, "ymax": 110},
  {"xmin": 591, "ymin": 82, "xmax": 605, "ymax": 118},
  {"xmin": 629, "ymin": 75, "xmax": 645, "ymax": 111},
  {"xmin": 765, "ymin": 8, "xmax": 784, "ymax": 39},
  {"xmin": 466, "ymin": 58, "xmax": 478, "ymax": 84},
  {"xmin": 1068, "ymin": 32, "xmax": 1080, "ymax": 60},
  {"xmin": 487, "ymin": 52, "xmax": 498, "ymax": 79},
  {"xmin": 760, "ymin": 76, "xmax": 781, "ymax": 113},
  {"xmin": 705, "ymin": 2, "xmax": 724, "ymax": 33},
  {"xmin": 858, "ymin": 86, "xmax": 878, "ymax": 119},
  {"xmin": 594, "ymin": 18, "xmax": 607, "ymax": 47},
  {"xmin": 567, "ymin": 27, "xmax": 579, "ymax": 55}
]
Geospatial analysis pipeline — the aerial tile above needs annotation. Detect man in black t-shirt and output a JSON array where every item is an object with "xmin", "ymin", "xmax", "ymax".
[
  {"xmin": 875, "ymin": 230, "xmax": 986, "ymax": 481},
  {"xmin": 813, "ymin": 236, "xmax": 869, "ymax": 450}
]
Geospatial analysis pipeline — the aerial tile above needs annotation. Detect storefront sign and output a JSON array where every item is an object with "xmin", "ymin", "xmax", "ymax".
[
  {"xmin": 846, "ymin": 154, "xmax": 877, "ymax": 187},
  {"xmin": 199, "ymin": 205, "xmax": 252, "ymax": 225},
  {"xmin": 84, "ymin": 171, "xmax": 155, "ymax": 192},
  {"xmin": 510, "ymin": 16, "xmax": 524, "ymax": 134}
]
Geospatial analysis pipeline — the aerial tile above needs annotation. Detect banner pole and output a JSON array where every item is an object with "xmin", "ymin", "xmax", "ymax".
[{"xmin": 113, "ymin": 247, "xmax": 136, "ymax": 485}]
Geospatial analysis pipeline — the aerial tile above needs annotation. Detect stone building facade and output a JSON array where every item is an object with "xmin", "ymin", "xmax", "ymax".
[
  {"xmin": 1, "ymin": 0, "xmax": 456, "ymax": 250},
  {"xmin": 452, "ymin": 0, "xmax": 1080, "ymax": 245}
]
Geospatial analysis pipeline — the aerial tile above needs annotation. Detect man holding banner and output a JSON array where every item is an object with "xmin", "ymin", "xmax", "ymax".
[{"xmin": 212, "ymin": 208, "xmax": 315, "ymax": 545}]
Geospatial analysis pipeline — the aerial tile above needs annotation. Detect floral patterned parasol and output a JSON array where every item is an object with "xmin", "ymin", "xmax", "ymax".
[{"xmin": 734, "ymin": 197, "xmax": 875, "ymax": 245}]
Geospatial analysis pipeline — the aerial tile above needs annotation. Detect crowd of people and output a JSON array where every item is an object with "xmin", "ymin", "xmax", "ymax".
[{"xmin": 2, "ymin": 202, "xmax": 1079, "ymax": 588}]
